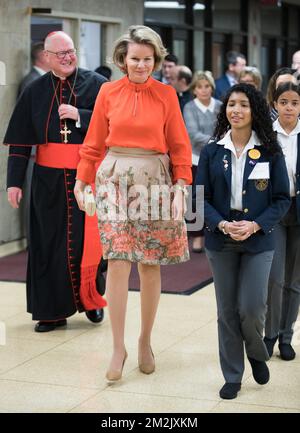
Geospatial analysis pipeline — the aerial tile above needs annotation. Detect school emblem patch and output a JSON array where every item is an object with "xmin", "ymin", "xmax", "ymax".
[{"xmin": 255, "ymin": 179, "xmax": 268, "ymax": 191}]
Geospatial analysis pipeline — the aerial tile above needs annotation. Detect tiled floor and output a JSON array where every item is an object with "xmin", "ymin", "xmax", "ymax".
[{"xmin": 0, "ymin": 281, "xmax": 299, "ymax": 413}]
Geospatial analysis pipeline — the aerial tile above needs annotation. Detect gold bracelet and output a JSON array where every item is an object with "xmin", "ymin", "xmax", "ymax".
[
  {"xmin": 252, "ymin": 221, "xmax": 256, "ymax": 234},
  {"xmin": 220, "ymin": 220, "xmax": 229, "ymax": 235}
]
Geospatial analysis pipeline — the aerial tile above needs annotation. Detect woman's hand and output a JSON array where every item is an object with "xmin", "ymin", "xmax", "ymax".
[
  {"xmin": 74, "ymin": 179, "xmax": 87, "ymax": 211},
  {"xmin": 58, "ymin": 104, "xmax": 79, "ymax": 121},
  {"xmin": 226, "ymin": 220, "xmax": 260, "ymax": 241},
  {"xmin": 172, "ymin": 183, "xmax": 187, "ymax": 221}
]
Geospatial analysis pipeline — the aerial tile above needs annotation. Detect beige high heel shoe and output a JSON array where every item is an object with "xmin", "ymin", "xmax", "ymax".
[
  {"xmin": 106, "ymin": 350, "xmax": 128, "ymax": 383},
  {"xmin": 138, "ymin": 346, "xmax": 155, "ymax": 375}
]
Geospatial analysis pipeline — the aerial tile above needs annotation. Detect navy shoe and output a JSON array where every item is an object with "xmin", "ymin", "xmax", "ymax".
[
  {"xmin": 85, "ymin": 308, "xmax": 104, "ymax": 323},
  {"xmin": 279, "ymin": 343, "xmax": 296, "ymax": 361},
  {"xmin": 247, "ymin": 356, "xmax": 270, "ymax": 385},
  {"xmin": 219, "ymin": 383, "xmax": 241, "ymax": 399},
  {"xmin": 35, "ymin": 319, "xmax": 67, "ymax": 332},
  {"xmin": 263, "ymin": 335, "xmax": 278, "ymax": 357}
]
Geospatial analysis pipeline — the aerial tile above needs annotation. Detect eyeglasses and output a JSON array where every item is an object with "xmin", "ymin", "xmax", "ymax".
[{"xmin": 46, "ymin": 49, "xmax": 77, "ymax": 59}]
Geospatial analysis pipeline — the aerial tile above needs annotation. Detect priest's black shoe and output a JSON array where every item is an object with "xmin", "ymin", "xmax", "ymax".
[
  {"xmin": 85, "ymin": 308, "xmax": 104, "ymax": 323},
  {"xmin": 219, "ymin": 383, "xmax": 241, "ymax": 399},
  {"xmin": 263, "ymin": 335, "xmax": 278, "ymax": 357},
  {"xmin": 279, "ymin": 343, "xmax": 296, "ymax": 361},
  {"xmin": 34, "ymin": 319, "xmax": 67, "ymax": 333},
  {"xmin": 247, "ymin": 356, "xmax": 270, "ymax": 384}
]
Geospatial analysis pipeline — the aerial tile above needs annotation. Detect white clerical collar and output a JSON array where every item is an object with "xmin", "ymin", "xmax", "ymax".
[
  {"xmin": 273, "ymin": 118, "xmax": 300, "ymax": 137},
  {"xmin": 52, "ymin": 70, "xmax": 67, "ymax": 80},
  {"xmin": 52, "ymin": 69, "xmax": 79, "ymax": 81},
  {"xmin": 33, "ymin": 66, "xmax": 47, "ymax": 76},
  {"xmin": 194, "ymin": 97, "xmax": 215, "ymax": 113},
  {"xmin": 217, "ymin": 129, "xmax": 261, "ymax": 149}
]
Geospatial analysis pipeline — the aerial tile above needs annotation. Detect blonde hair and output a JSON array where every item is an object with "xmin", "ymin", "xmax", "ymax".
[
  {"xmin": 190, "ymin": 70, "xmax": 215, "ymax": 93},
  {"xmin": 113, "ymin": 25, "xmax": 167, "ymax": 73},
  {"xmin": 239, "ymin": 66, "xmax": 262, "ymax": 90}
]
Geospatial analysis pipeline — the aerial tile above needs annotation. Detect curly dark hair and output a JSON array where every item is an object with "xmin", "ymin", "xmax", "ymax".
[{"xmin": 213, "ymin": 83, "xmax": 281, "ymax": 155}]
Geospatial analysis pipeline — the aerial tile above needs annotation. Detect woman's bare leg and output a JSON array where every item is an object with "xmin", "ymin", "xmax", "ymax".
[
  {"xmin": 106, "ymin": 259, "xmax": 131, "ymax": 371},
  {"xmin": 137, "ymin": 263, "xmax": 161, "ymax": 365}
]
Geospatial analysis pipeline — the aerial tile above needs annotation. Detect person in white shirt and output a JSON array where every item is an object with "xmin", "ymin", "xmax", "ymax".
[
  {"xmin": 215, "ymin": 51, "xmax": 246, "ymax": 101},
  {"xmin": 195, "ymin": 83, "xmax": 290, "ymax": 399},
  {"xmin": 158, "ymin": 53, "xmax": 178, "ymax": 84},
  {"xmin": 183, "ymin": 70, "xmax": 222, "ymax": 252},
  {"xmin": 18, "ymin": 42, "xmax": 50, "ymax": 97},
  {"xmin": 264, "ymin": 82, "xmax": 300, "ymax": 361},
  {"xmin": 266, "ymin": 67, "xmax": 298, "ymax": 122}
]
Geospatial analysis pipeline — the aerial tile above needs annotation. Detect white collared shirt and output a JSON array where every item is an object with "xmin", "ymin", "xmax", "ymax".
[
  {"xmin": 33, "ymin": 66, "xmax": 47, "ymax": 76},
  {"xmin": 226, "ymin": 73, "xmax": 237, "ymax": 87},
  {"xmin": 218, "ymin": 130, "xmax": 261, "ymax": 210},
  {"xmin": 273, "ymin": 118, "xmax": 300, "ymax": 197},
  {"xmin": 194, "ymin": 97, "xmax": 216, "ymax": 114}
]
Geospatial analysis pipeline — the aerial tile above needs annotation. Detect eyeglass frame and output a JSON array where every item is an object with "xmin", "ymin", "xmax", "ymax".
[{"xmin": 46, "ymin": 48, "xmax": 77, "ymax": 59}]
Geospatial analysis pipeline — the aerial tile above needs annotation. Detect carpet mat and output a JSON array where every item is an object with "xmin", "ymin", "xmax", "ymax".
[{"xmin": 0, "ymin": 243, "xmax": 212, "ymax": 295}]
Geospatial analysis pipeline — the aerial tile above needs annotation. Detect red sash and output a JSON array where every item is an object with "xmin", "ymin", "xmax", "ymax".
[{"xmin": 36, "ymin": 143, "xmax": 106, "ymax": 310}]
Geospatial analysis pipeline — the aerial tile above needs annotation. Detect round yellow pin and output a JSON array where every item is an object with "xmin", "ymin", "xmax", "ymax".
[{"xmin": 248, "ymin": 149, "xmax": 261, "ymax": 160}]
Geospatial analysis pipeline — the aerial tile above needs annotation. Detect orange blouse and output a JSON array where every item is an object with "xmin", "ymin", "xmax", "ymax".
[{"xmin": 76, "ymin": 75, "xmax": 192, "ymax": 184}]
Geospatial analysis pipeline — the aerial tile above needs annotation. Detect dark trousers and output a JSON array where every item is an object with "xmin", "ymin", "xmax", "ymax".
[
  {"xmin": 206, "ymin": 239, "xmax": 273, "ymax": 383},
  {"xmin": 265, "ymin": 200, "xmax": 300, "ymax": 344}
]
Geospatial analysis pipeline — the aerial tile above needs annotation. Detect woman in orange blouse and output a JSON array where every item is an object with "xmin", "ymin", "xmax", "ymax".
[{"xmin": 74, "ymin": 25, "xmax": 192, "ymax": 383}]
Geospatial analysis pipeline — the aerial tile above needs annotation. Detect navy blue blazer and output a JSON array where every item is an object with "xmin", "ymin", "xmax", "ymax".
[
  {"xmin": 195, "ymin": 140, "xmax": 291, "ymax": 252},
  {"xmin": 295, "ymin": 134, "xmax": 300, "ymax": 221},
  {"xmin": 214, "ymin": 75, "xmax": 231, "ymax": 101},
  {"xmin": 289, "ymin": 133, "xmax": 300, "ymax": 223}
]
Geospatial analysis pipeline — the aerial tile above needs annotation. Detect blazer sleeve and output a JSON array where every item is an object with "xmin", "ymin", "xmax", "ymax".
[
  {"xmin": 214, "ymin": 80, "xmax": 223, "ymax": 101},
  {"xmin": 164, "ymin": 87, "xmax": 192, "ymax": 184},
  {"xmin": 195, "ymin": 144, "xmax": 224, "ymax": 230},
  {"xmin": 214, "ymin": 76, "xmax": 229, "ymax": 101},
  {"xmin": 254, "ymin": 153, "xmax": 291, "ymax": 233},
  {"xmin": 76, "ymin": 84, "xmax": 109, "ymax": 184}
]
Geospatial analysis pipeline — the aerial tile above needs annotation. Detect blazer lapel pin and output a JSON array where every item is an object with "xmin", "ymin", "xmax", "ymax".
[{"xmin": 223, "ymin": 154, "xmax": 229, "ymax": 171}]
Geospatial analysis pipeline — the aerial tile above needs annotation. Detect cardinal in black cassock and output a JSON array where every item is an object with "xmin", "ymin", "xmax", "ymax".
[{"xmin": 4, "ymin": 31, "xmax": 107, "ymax": 332}]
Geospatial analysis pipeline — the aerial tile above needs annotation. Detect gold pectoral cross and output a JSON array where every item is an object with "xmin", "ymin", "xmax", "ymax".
[{"xmin": 60, "ymin": 121, "xmax": 71, "ymax": 143}]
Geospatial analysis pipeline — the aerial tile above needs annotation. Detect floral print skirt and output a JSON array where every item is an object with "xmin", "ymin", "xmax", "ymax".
[{"xmin": 95, "ymin": 147, "xmax": 189, "ymax": 265}]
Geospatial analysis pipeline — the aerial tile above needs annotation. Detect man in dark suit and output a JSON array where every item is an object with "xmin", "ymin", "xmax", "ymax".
[
  {"xmin": 95, "ymin": 65, "xmax": 112, "ymax": 81},
  {"xmin": 169, "ymin": 65, "xmax": 193, "ymax": 112},
  {"xmin": 215, "ymin": 51, "xmax": 246, "ymax": 101},
  {"xmin": 157, "ymin": 53, "xmax": 178, "ymax": 84},
  {"xmin": 18, "ymin": 42, "xmax": 49, "ymax": 97}
]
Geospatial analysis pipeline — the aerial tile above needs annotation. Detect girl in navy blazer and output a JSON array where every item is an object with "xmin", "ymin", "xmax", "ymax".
[
  {"xmin": 264, "ymin": 82, "xmax": 300, "ymax": 361},
  {"xmin": 195, "ymin": 83, "xmax": 290, "ymax": 399}
]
